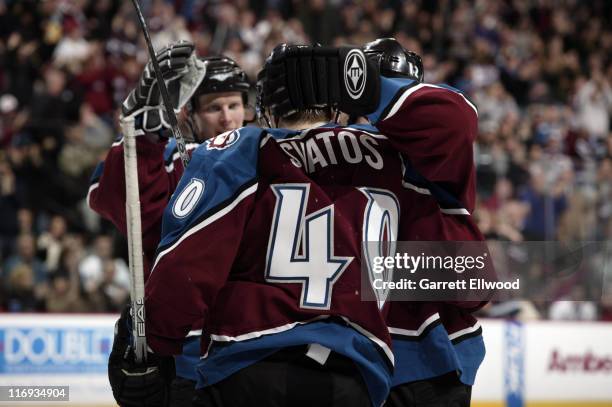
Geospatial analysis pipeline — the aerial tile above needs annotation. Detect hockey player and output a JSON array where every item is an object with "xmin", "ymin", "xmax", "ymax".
[
  {"xmin": 139, "ymin": 40, "xmax": 486, "ymax": 406},
  {"xmin": 142, "ymin": 44, "xmax": 396, "ymax": 407},
  {"xmin": 89, "ymin": 42, "xmax": 250, "ymax": 278},
  {"xmin": 362, "ymin": 38, "xmax": 486, "ymax": 407},
  {"xmin": 258, "ymin": 39, "xmax": 486, "ymax": 406},
  {"xmin": 88, "ymin": 42, "xmax": 251, "ymax": 406}
]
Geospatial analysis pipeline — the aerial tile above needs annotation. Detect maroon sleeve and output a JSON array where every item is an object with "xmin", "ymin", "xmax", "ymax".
[
  {"xmin": 376, "ymin": 85, "xmax": 488, "ymax": 311},
  {"xmin": 375, "ymin": 86, "xmax": 479, "ymax": 213},
  {"xmin": 144, "ymin": 191, "xmax": 256, "ymax": 355},
  {"xmin": 87, "ymin": 137, "xmax": 183, "ymax": 279}
]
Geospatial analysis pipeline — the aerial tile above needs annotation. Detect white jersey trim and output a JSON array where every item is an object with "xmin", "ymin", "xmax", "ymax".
[
  {"xmin": 187, "ymin": 329, "xmax": 202, "ymax": 337},
  {"xmin": 399, "ymin": 155, "xmax": 470, "ymax": 215},
  {"xmin": 151, "ymin": 182, "xmax": 259, "ymax": 271},
  {"xmin": 165, "ymin": 143, "xmax": 199, "ymax": 173},
  {"xmin": 383, "ymin": 83, "xmax": 478, "ymax": 122},
  {"xmin": 448, "ymin": 320, "xmax": 481, "ymax": 341},
  {"xmin": 208, "ymin": 315, "xmax": 329, "ymax": 343},
  {"xmin": 86, "ymin": 182, "xmax": 99, "ymax": 208},
  {"xmin": 388, "ymin": 313, "xmax": 440, "ymax": 337},
  {"xmin": 206, "ymin": 316, "xmax": 394, "ymax": 366},
  {"xmin": 440, "ymin": 208, "xmax": 471, "ymax": 215},
  {"xmin": 340, "ymin": 316, "xmax": 394, "ymax": 366},
  {"xmin": 402, "ymin": 180, "xmax": 431, "ymax": 195},
  {"xmin": 259, "ymin": 134, "xmax": 272, "ymax": 148}
]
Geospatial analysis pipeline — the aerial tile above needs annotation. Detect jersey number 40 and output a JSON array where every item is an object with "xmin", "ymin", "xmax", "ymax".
[{"xmin": 265, "ymin": 184, "xmax": 399, "ymax": 310}]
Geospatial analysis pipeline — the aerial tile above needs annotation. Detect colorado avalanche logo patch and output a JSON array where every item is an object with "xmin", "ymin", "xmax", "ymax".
[{"xmin": 206, "ymin": 129, "xmax": 240, "ymax": 150}]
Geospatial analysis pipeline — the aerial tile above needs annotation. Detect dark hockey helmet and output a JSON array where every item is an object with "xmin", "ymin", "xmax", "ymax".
[
  {"xmin": 193, "ymin": 56, "xmax": 250, "ymax": 106},
  {"xmin": 256, "ymin": 43, "xmax": 296, "ymax": 126},
  {"xmin": 363, "ymin": 38, "xmax": 424, "ymax": 83},
  {"xmin": 256, "ymin": 43, "xmax": 333, "ymax": 126}
]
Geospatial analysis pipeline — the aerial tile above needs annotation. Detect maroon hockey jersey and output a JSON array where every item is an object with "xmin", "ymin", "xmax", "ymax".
[{"xmin": 88, "ymin": 136, "xmax": 198, "ymax": 278}]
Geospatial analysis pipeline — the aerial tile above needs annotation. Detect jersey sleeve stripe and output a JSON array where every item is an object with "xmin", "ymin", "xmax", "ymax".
[
  {"xmin": 440, "ymin": 208, "xmax": 471, "ymax": 215},
  {"xmin": 401, "ymin": 180, "xmax": 432, "ymax": 196},
  {"xmin": 151, "ymin": 181, "xmax": 258, "ymax": 271},
  {"xmin": 381, "ymin": 82, "xmax": 426, "ymax": 122},
  {"xmin": 382, "ymin": 83, "xmax": 478, "ymax": 122},
  {"xmin": 399, "ymin": 155, "xmax": 470, "ymax": 215},
  {"xmin": 367, "ymin": 77, "xmax": 418, "ymax": 124},
  {"xmin": 434, "ymin": 84, "xmax": 478, "ymax": 115},
  {"xmin": 86, "ymin": 182, "xmax": 99, "ymax": 208}
]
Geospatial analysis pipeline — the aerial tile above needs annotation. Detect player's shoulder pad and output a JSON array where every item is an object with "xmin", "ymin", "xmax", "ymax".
[
  {"xmin": 158, "ymin": 126, "xmax": 264, "ymax": 249},
  {"xmin": 368, "ymin": 79, "xmax": 478, "ymax": 124}
]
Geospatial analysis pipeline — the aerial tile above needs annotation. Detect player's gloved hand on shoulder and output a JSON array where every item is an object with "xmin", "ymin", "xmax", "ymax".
[
  {"xmin": 108, "ymin": 306, "xmax": 175, "ymax": 407},
  {"xmin": 262, "ymin": 44, "xmax": 380, "ymax": 118},
  {"xmin": 121, "ymin": 40, "xmax": 206, "ymax": 135}
]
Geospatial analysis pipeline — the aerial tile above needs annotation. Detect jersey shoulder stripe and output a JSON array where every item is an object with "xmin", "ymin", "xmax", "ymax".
[
  {"xmin": 367, "ymin": 77, "xmax": 418, "ymax": 125},
  {"xmin": 374, "ymin": 82, "xmax": 478, "ymax": 124},
  {"xmin": 155, "ymin": 126, "xmax": 264, "ymax": 259}
]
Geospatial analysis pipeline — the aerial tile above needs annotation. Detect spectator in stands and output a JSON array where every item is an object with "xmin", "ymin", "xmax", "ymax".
[
  {"xmin": 36, "ymin": 214, "xmax": 68, "ymax": 273},
  {"xmin": 46, "ymin": 244, "xmax": 86, "ymax": 313},
  {"xmin": 549, "ymin": 286, "xmax": 598, "ymax": 321},
  {"xmin": 0, "ymin": 0, "xmax": 609, "ymax": 321},
  {"xmin": 78, "ymin": 235, "xmax": 130, "ymax": 305},
  {"xmin": 4, "ymin": 233, "xmax": 47, "ymax": 284}
]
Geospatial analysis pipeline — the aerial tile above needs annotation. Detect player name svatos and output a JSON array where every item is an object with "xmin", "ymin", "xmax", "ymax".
[
  {"xmin": 278, "ymin": 130, "xmax": 384, "ymax": 173},
  {"xmin": 372, "ymin": 278, "xmax": 520, "ymax": 290}
]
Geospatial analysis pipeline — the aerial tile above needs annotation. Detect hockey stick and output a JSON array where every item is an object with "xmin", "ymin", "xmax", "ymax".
[
  {"xmin": 124, "ymin": 0, "xmax": 192, "ymax": 364},
  {"xmin": 129, "ymin": 0, "xmax": 190, "ymax": 168},
  {"xmin": 120, "ymin": 115, "xmax": 148, "ymax": 364}
]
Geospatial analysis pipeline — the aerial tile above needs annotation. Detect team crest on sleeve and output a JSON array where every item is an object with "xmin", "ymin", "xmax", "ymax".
[
  {"xmin": 206, "ymin": 129, "xmax": 240, "ymax": 150},
  {"xmin": 344, "ymin": 49, "xmax": 367, "ymax": 100},
  {"xmin": 172, "ymin": 178, "xmax": 205, "ymax": 218}
]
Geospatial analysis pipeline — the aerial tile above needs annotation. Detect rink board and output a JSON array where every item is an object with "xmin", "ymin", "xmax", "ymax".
[{"xmin": 0, "ymin": 315, "xmax": 611, "ymax": 406}]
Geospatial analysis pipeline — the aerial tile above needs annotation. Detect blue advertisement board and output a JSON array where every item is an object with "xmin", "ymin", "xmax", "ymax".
[{"xmin": 0, "ymin": 317, "xmax": 114, "ymax": 375}]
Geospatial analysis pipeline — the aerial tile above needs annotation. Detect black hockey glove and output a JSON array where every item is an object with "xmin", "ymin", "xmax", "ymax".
[
  {"xmin": 263, "ymin": 44, "xmax": 380, "ymax": 118},
  {"xmin": 122, "ymin": 41, "xmax": 206, "ymax": 134},
  {"xmin": 108, "ymin": 306, "xmax": 175, "ymax": 407}
]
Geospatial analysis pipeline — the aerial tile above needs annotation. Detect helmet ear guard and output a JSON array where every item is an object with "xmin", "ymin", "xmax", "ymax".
[{"xmin": 363, "ymin": 38, "xmax": 424, "ymax": 83}]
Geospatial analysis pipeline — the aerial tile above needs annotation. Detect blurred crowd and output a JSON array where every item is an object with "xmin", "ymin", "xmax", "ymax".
[{"xmin": 0, "ymin": 0, "xmax": 610, "ymax": 319}]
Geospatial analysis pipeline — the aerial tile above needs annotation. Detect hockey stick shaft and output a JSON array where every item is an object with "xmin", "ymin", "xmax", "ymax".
[
  {"xmin": 129, "ymin": 0, "xmax": 190, "ymax": 168},
  {"xmin": 121, "ymin": 115, "xmax": 148, "ymax": 364}
]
